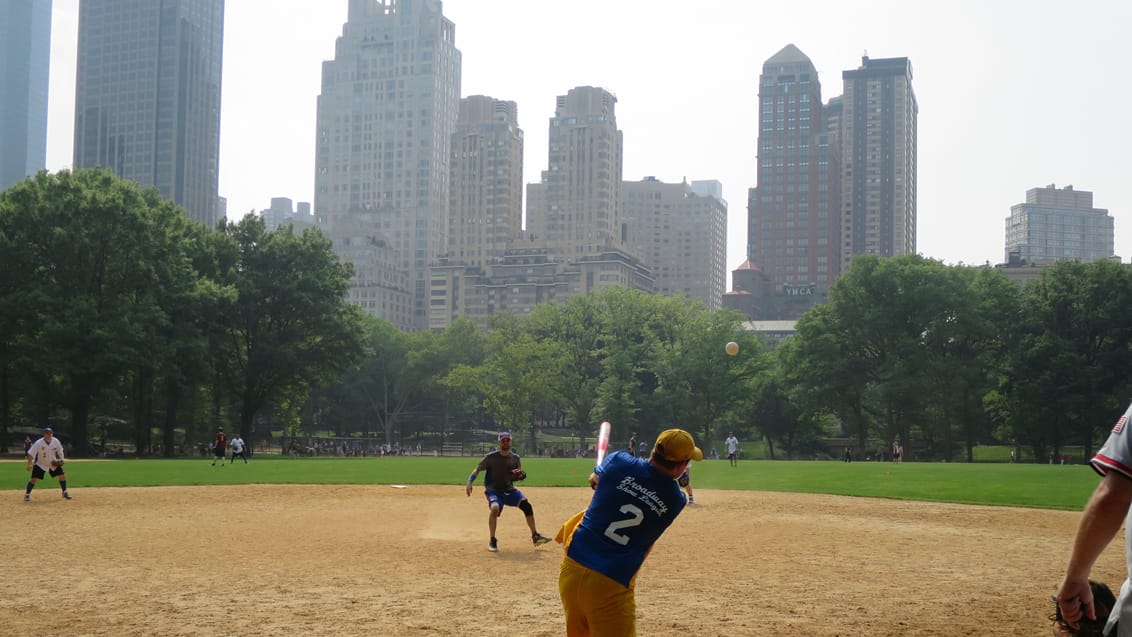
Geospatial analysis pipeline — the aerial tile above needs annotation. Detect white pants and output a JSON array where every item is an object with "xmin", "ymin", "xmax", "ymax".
[{"xmin": 1110, "ymin": 579, "xmax": 1132, "ymax": 636}]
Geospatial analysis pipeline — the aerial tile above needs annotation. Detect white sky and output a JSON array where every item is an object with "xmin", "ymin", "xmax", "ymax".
[{"xmin": 46, "ymin": 0, "xmax": 1132, "ymax": 281}]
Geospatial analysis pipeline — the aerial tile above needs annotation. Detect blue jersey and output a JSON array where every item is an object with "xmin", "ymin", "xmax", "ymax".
[{"xmin": 566, "ymin": 450, "xmax": 686, "ymax": 587}]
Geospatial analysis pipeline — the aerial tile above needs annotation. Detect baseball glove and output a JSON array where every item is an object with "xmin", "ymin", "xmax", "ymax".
[
  {"xmin": 1051, "ymin": 580, "xmax": 1115, "ymax": 636},
  {"xmin": 50, "ymin": 459, "xmax": 65, "ymax": 469},
  {"xmin": 511, "ymin": 468, "xmax": 527, "ymax": 481},
  {"xmin": 677, "ymin": 473, "xmax": 690, "ymax": 487}
]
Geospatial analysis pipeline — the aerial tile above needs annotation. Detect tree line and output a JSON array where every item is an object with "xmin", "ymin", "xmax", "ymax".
[{"xmin": 3, "ymin": 168, "xmax": 1130, "ymax": 461}]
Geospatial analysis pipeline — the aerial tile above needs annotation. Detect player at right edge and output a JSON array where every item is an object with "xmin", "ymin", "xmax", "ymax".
[{"xmin": 556, "ymin": 428, "xmax": 703, "ymax": 636}]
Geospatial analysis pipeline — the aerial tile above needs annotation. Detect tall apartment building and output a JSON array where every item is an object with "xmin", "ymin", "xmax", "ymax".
[
  {"xmin": 0, "ymin": 0, "xmax": 52, "ymax": 191},
  {"xmin": 526, "ymin": 86, "xmax": 627, "ymax": 259},
  {"xmin": 73, "ymin": 0, "xmax": 224, "ymax": 227},
  {"xmin": 623, "ymin": 177, "xmax": 727, "ymax": 311},
  {"xmin": 428, "ymin": 95, "xmax": 523, "ymax": 330},
  {"xmin": 745, "ymin": 44, "xmax": 841, "ymax": 319},
  {"xmin": 1005, "ymin": 184, "xmax": 1114, "ymax": 264},
  {"xmin": 448, "ymin": 96, "xmax": 523, "ymax": 267},
  {"xmin": 429, "ymin": 86, "xmax": 654, "ymax": 330},
  {"xmin": 840, "ymin": 55, "xmax": 917, "ymax": 271},
  {"xmin": 314, "ymin": 0, "xmax": 461, "ymax": 330},
  {"xmin": 736, "ymin": 46, "xmax": 917, "ymax": 320}
]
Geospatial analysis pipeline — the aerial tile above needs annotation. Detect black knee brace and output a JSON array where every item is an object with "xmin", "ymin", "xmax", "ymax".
[{"xmin": 519, "ymin": 500, "xmax": 534, "ymax": 516}]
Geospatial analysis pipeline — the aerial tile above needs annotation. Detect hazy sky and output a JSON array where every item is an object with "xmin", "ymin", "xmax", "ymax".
[{"xmin": 45, "ymin": 0, "xmax": 1132, "ymax": 280}]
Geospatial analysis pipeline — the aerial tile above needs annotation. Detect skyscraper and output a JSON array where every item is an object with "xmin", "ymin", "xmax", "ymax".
[
  {"xmin": 840, "ymin": 55, "xmax": 917, "ymax": 270},
  {"xmin": 1005, "ymin": 184, "xmax": 1114, "ymax": 264},
  {"xmin": 73, "ymin": 0, "xmax": 224, "ymax": 227},
  {"xmin": 738, "ymin": 46, "xmax": 917, "ymax": 320},
  {"xmin": 623, "ymin": 177, "xmax": 727, "ymax": 311},
  {"xmin": 526, "ymin": 86, "xmax": 626, "ymax": 260},
  {"xmin": 314, "ymin": 0, "xmax": 461, "ymax": 329},
  {"xmin": 746, "ymin": 44, "xmax": 841, "ymax": 318},
  {"xmin": 0, "ymin": 0, "xmax": 52, "ymax": 191},
  {"xmin": 448, "ymin": 96, "xmax": 523, "ymax": 268}
]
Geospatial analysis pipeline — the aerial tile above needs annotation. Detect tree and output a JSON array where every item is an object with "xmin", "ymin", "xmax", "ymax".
[
  {"xmin": 212, "ymin": 216, "xmax": 366, "ymax": 450},
  {"xmin": 525, "ymin": 294, "xmax": 605, "ymax": 442},
  {"xmin": 0, "ymin": 168, "xmax": 203, "ymax": 455},
  {"xmin": 917, "ymin": 267, "xmax": 1018, "ymax": 461},
  {"xmin": 651, "ymin": 298, "xmax": 761, "ymax": 445},
  {"xmin": 443, "ymin": 330, "xmax": 565, "ymax": 446},
  {"xmin": 786, "ymin": 255, "xmax": 991, "ymax": 459},
  {"xmin": 1001, "ymin": 260, "xmax": 1132, "ymax": 460}
]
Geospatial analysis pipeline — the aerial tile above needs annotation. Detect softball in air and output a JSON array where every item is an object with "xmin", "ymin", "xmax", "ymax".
[{"xmin": 725, "ymin": 341, "xmax": 739, "ymax": 356}]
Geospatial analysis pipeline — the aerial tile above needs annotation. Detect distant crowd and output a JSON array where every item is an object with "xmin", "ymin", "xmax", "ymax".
[{"xmin": 287, "ymin": 438, "xmax": 422, "ymax": 458}]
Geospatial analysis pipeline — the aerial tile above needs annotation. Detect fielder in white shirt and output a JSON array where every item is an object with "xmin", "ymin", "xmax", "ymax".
[
  {"xmin": 24, "ymin": 427, "xmax": 71, "ymax": 501},
  {"xmin": 229, "ymin": 435, "xmax": 248, "ymax": 464},
  {"xmin": 725, "ymin": 433, "xmax": 740, "ymax": 467}
]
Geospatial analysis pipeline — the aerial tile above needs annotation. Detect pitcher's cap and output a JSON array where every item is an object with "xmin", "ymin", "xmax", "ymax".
[
  {"xmin": 43, "ymin": 427, "xmax": 53, "ymax": 434},
  {"xmin": 654, "ymin": 429, "xmax": 703, "ymax": 463},
  {"xmin": 498, "ymin": 431, "xmax": 512, "ymax": 441}
]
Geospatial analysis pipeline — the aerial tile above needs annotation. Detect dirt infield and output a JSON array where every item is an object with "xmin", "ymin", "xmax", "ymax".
[{"xmin": 1, "ymin": 482, "xmax": 1123, "ymax": 636}]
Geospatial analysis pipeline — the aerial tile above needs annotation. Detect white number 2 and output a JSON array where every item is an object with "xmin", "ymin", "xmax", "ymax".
[{"xmin": 603, "ymin": 504, "xmax": 644, "ymax": 545}]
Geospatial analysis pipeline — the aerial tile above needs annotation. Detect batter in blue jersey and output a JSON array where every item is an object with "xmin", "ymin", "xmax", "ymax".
[{"xmin": 556, "ymin": 428, "xmax": 702, "ymax": 636}]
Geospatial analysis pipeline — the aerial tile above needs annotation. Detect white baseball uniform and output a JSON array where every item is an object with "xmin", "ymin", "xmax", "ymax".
[
  {"xmin": 725, "ymin": 435, "xmax": 739, "ymax": 455},
  {"xmin": 27, "ymin": 436, "xmax": 65, "ymax": 472}
]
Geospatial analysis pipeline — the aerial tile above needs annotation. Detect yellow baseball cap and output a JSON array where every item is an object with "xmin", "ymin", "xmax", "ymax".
[{"xmin": 654, "ymin": 429, "xmax": 703, "ymax": 462}]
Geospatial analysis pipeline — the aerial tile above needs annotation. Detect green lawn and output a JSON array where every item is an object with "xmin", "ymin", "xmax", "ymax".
[{"xmin": 48, "ymin": 454, "xmax": 1103, "ymax": 512}]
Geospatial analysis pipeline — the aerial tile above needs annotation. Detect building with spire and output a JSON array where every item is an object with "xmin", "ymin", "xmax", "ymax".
[{"xmin": 72, "ymin": 0, "xmax": 224, "ymax": 227}]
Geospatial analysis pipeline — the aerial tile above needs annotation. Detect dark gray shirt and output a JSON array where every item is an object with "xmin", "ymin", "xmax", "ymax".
[{"xmin": 475, "ymin": 450, "xmax": 522, "ymax": 491}]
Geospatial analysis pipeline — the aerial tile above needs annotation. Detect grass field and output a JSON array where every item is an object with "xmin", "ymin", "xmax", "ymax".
[{"xmin": 46, "ymin": 454, "xmax": 1102, "ymax": 511}]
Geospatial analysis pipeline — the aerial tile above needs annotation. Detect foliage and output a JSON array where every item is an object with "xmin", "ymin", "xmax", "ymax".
[
  {"xmin": 998, "ymin": 260, "xmax": 1132, "ymax": 460},
  {"xmin": 0, "ymin": 169, "xmax": 203, "ymax": 454},
  {"xmin": 211, "ymin": 216, "xmax": 367, "ymax": 448},
  {"xmin": 7, "ymin": 171, "xmax": 1132, "ymax": 462}
]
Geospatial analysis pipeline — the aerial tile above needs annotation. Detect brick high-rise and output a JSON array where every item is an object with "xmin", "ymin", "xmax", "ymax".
[
  {"xmin": 736, "ymin": 46, "xmax": 916, "ymax": 320},
  {"xmin": 745, "ymin": 44, "xmax": 841, "ymax": 318}
]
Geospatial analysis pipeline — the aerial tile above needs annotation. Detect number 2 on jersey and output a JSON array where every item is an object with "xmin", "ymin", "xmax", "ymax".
[{"xmin": 603, "ymin": 504, "xmax": 644, "ymax": 545}]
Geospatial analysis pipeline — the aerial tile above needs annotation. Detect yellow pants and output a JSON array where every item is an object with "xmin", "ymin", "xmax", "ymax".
[{"xmin": 558, "ymin": 555, "xmax": 636, "ymax": 637}]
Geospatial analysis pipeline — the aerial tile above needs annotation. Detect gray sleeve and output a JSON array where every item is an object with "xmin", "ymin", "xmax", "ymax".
[{"xmin": 1092, "ymin": 401, "xmax": 1132, "ymax": 479}]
